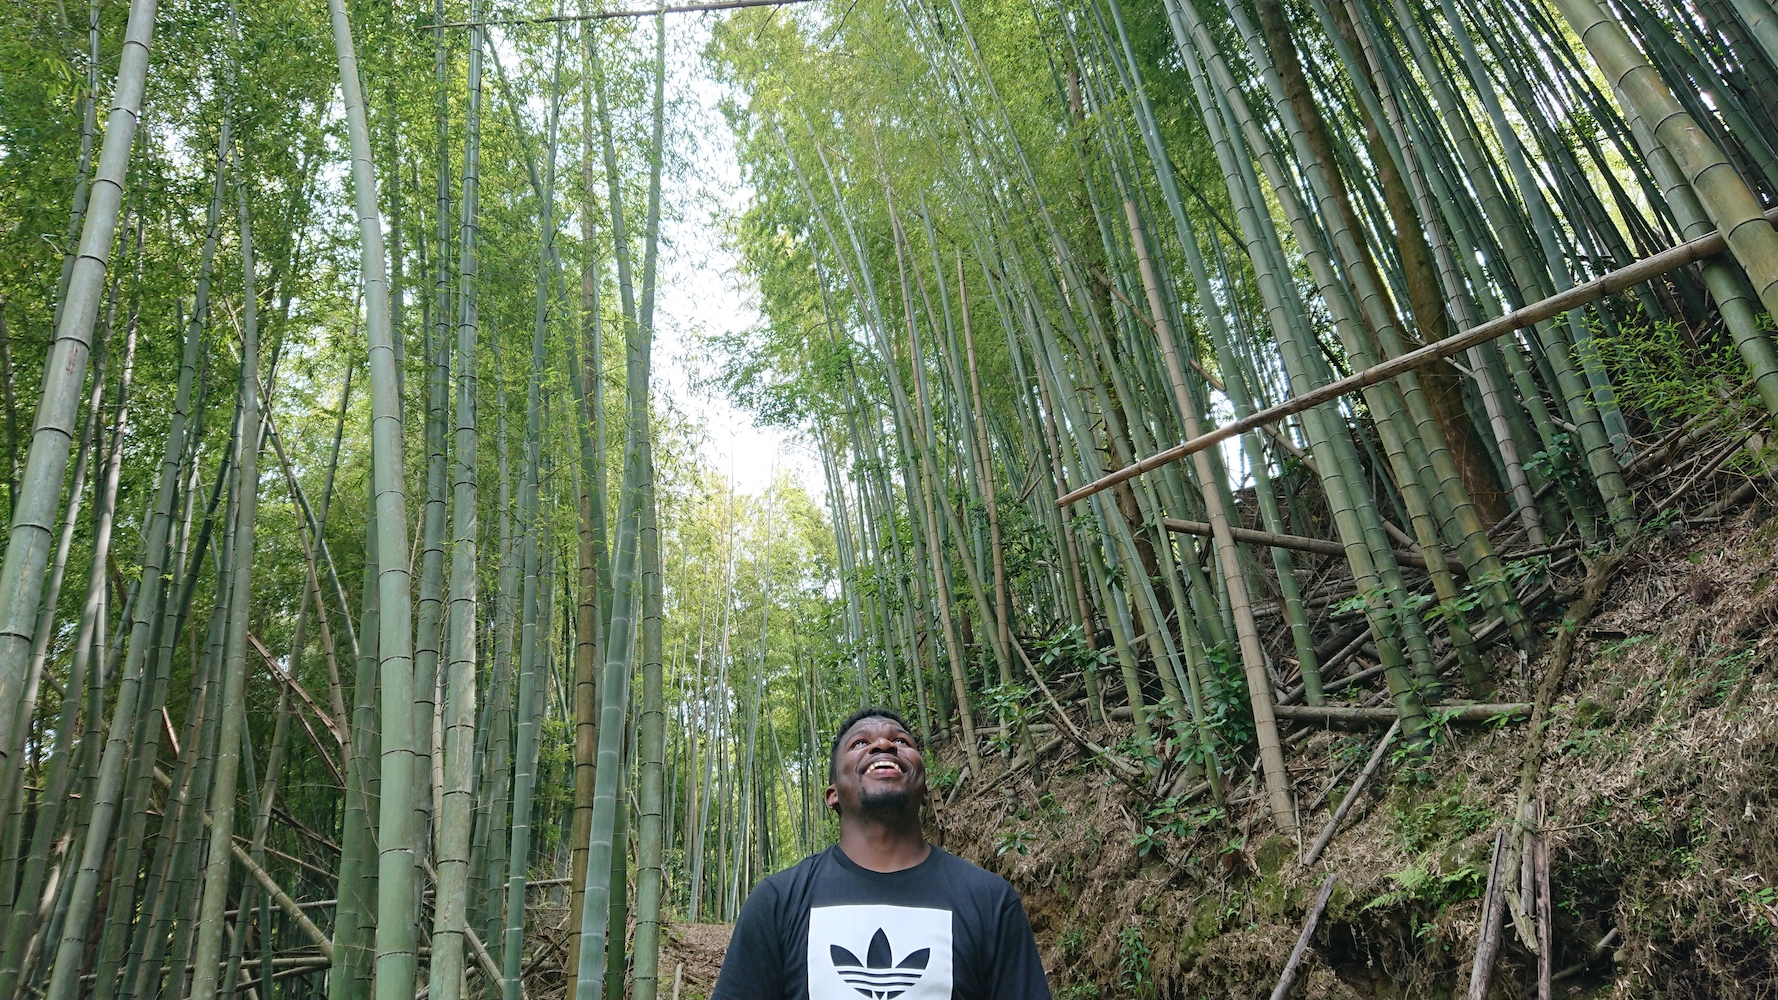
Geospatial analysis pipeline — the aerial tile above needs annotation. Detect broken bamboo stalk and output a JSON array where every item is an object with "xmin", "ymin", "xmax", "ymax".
[
  {"xmin": 1469, "ymin": 831, "xmax": 1510, "ymax": 1000},
  {"xmin": 1302, "ymin": 720, "xmax": 1397, "ymax": 867},
  {"xmin": 465, "ymin": 925, "xmax": 518, "ymax": 1000},
  {"xmin": 1536, "ymin": 808, "xmax": 1553, "ymax": 1000},
  {"xmin": 1162, "ymin": 517, "xmax": 1430, "ymax": 569},
  {"xmin": 1269, "ymin": 873, "xmax": 1338, "ymax": 1000},
  {"xmin": 1056, "ymin": 204, "xmax": 1778, "ymax": 508},
  {"xmin": 1551, "ymin": 927, "xmax": 1618, "ymax": 982}
]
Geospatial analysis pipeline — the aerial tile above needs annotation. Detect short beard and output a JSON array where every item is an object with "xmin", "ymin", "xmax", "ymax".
[{"xmin": 856, "ymin": 786, "xmax": 914, "ymax": 820}]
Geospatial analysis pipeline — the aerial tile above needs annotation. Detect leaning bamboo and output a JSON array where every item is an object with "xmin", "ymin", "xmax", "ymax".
[
  {"xmin": 0, "ymin": 0, "xmax": 157, "ymax": 772},
  {"xmin": 1161, "ymin": 518, "xmax": 1430, "ymax": 569},
  {"xmin": 1550, "ymin": 0, "xmax": 1778, "ymax": 411},
  {"xmin": 1056, "ymin": 205, "xmax": 1778, "ymax": 508},
  {"xmin": 1302, "ymin": 720, "xmax": 1398, "ymax": 867},
  {"xmin": 1122, "ymin": 198, "xmax": 1294, "ymax": 835}
]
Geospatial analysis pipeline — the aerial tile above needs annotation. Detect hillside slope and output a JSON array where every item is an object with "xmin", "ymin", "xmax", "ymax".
[{"xmin": 926, "ymin": 506, "xmax": 1778, "ymax": 998}]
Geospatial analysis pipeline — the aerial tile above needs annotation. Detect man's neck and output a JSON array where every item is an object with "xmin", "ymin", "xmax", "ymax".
[{"xmin": 836, "ymin": 816, "xmax": 930, "ymax": 873}]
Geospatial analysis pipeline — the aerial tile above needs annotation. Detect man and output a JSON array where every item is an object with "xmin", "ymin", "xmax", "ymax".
[{"xmin": 711, "ymin": 707, "xmax": 1051, "ymax": 1000}]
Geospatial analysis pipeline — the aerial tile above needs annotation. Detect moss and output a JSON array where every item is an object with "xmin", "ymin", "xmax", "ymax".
[
  {"xmin": 1254, "ymin": 833, "xmax": 1293, "ymax": 877},
  {"xmin": 1576, "ymin": 695, "xmax": 1616, "ymax": 728},
  {"xmin": 1174, "ymin": 894, "xmax": 1231, "ymax": 965}
]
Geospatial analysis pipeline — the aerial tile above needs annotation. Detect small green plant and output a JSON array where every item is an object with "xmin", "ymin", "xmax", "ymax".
[
  {"xmin": 1744, "ymin": 885, "xmax": 1778, "ymax": 939},
  {"xmin": 980, "ymin": 681, "xmax": 1042, "ymax": 756},
  {"xmin": 1201, "ymin": 641, "xmax": 1256, "ymax": 748},
  {"xmin": 1058, "ymin": 924, "xmax": 1087, "ymax": 959},
  {"xmin": 1364, "ymin": 859, "xmax": 1484, "ymax": 911},
  {"xmin": 927, "ymin": 763, "xmax": 962, "ymax": 793},
  {"xmin": 1115, "ymin": 922, "xmax": 1154, "ymax": 1000},
  {"xmin": 1392, "ymin": 792, "xmax": 1494, "ymax": 853},
  {"xmin": 995, "ymin": 828, "xmax": 1033, "ymax": 857},
  {"xmin": 1130, "ymin": 795, "xmax": 1225, "ymax": 859},
  {"xmin": 1528, "ymin": 431, "xmax": 1583, "ymax": 493}
]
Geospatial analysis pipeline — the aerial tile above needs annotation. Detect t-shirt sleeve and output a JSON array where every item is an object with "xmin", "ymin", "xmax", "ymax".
[
  {"xmin": 989, "ymin": 892, "xmax": 1051, "ymax": 1000},
  {"xmin": 710, "ymin": 879, "xmax": 785, "ymax": 1000}
]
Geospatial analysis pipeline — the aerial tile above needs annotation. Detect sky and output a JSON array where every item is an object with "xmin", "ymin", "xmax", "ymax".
[{"xmin": 645, "ymin": 11, "xmax": 826, "ymax": 502}]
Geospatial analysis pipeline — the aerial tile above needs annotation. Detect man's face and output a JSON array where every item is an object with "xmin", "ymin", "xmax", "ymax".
[{"xmin": 825, "ymin": 716, "xmax": 926, "ymax": 819}]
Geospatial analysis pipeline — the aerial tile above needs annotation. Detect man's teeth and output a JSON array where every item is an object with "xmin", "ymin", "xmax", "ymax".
[{"xmin": 867, "ymin": 761, "xmax": 900, "ymax": 774}]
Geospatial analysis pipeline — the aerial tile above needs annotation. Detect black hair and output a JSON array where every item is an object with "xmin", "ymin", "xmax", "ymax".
[{"xmin": 827, "ymin": 706, "xmax": 916, "ymax": 784}]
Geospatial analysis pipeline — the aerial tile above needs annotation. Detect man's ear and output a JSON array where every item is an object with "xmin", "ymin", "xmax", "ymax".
[{"xmin": 824, "ymin": 784, "xmax": 839, "ymax": 812}]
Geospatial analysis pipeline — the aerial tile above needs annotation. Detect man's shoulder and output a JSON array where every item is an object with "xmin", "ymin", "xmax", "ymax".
[
  {"xmin": 755, "ymin": 846, "xmax": 840, "ymax": 894},
  {"xmin": 927, "ymin": 847, "xmax": 1019, "ymax": 897}
]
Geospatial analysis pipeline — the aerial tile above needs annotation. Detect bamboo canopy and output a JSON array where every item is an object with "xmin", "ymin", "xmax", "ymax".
[{"xmin": 0, "ymin": 0, "xmax": 1774, "ymax": 994}]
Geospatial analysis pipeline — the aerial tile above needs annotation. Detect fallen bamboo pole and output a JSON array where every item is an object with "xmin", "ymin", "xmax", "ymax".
[
  {"xmin": 1302, "ymin": 720, "xmax": 1397, "ymax": 867},
  {"xmin": 152, "ymin": 768, "xmax": 335, "ymax": 959},
  {"xmin": 1275, "ymin": 703, "xmax": 1529, "ymax": 725},
  {"xmin": 1162, "ymin": 517, "xmax": 1430, "ymax": 569},
  {"xmin": 1056, "ymin": 205, "xmax": 1778, "ymax": 508},
  {"xmin": 1468, "ymin": 831, "xmax": 1510, "ymax": 1000},
  {"xmin": 1269, "ymin": 873, "xmax": 1338, "ymax": 1000}
]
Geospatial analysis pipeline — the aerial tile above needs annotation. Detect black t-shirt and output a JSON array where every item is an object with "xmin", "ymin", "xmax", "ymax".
[{"xmin": 710, "ymin": 844, "xmax": 1051, "ymax": 1000}]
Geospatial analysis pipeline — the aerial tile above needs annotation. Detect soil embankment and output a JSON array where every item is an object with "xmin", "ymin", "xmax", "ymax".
[{"xmin": 929, "ymin": 508, "xmax": 1778, "ymax": 998}]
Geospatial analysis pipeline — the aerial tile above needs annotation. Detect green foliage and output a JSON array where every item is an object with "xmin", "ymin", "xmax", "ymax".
[
  {"xmin": 1057, "ymin": 924, "xmax": 1088, "ymax": 959},
  {"xmin": 1744, "ymin": 885, "xmax": 1778, "ymax": 940},
  {"xmin": 1054, "ymin": 982, "xmax": 1100, "ymax": 1000},
  {"xmin": 1114, "ymin": 922, "xmax": 1154, "ymax": 1000},
  {"xmin": 1130, "ymin": 795, "xmax": 1225, "ymax": 860},
  {"xmin": 979, "ymin": 681, "xmax": 1040, "ymax": 755},
  {"xmin": 1200, "ymin": 642, "xmax": 1255, "ymax": 748},
  {"xmin": 1594, "ymin": 317, "xmax": 1759, "ymax": 428},
  {"xmin": 926, "ymin": 762, "xmax": 963, "ymax": 794},
  {"xmin": 995, "ymin": 828, "xmax": 1034, "ymax": 857},
  {"xmin": 1362, "ymin": 858, "xmax": 1485, "ymax": 917},
  {"xmin": 532, "ymin": 717, "xmax": 577, "ymax": 862},
  {"xmin": 1527, "ymin": 431, "xmax": 1584, "ymax": 493},
  {"xmin": 1390, "ymin": 791, "xmax": 1495, "ymax": 854}
]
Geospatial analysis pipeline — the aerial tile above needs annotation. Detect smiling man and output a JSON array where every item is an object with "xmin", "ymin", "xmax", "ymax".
[{"xmin": 710, "ymin": 707, "xmax": 1051, "ymax": 1000}]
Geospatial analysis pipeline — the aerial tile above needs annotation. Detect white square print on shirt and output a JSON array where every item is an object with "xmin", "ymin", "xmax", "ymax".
[{"xmin": 806, "ymin": 904, "xmax": 954, "ymax": 1000}]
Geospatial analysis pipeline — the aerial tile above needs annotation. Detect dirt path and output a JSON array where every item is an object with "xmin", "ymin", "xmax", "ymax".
[{"xmin": 658, "ymin": 921, "xmax": 732, "ymax": 999}]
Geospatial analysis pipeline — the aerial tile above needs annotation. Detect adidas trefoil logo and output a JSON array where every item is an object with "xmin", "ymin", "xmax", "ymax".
[{"xmin": 830, "ymin": 928, "xmax": 930, "ymax": 1000}]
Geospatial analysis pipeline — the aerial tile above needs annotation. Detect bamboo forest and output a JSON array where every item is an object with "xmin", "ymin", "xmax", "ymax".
[{"xmin": 3, "ymin": 0, "xmax": 1778, "ymax": 992}]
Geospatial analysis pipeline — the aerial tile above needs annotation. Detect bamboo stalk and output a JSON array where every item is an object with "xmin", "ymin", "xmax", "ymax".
[
  {"xmin": 0, "ymin": 0, "xmax": 157, "ymax": 783},
  {"xmin": 327, "ymin": 0, "xmax": 420, "ymax": 989},
  {"xmin": 1162, "ymin": 518, "xmax": 1431, "ymax": 569},
  {"xmin": 429, "ymin": 4, "xmax": 484, "ymax": 998},
  {"xmin": 1276, "ymin": 703, "xmax": 1529, "ymax": 724}
]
